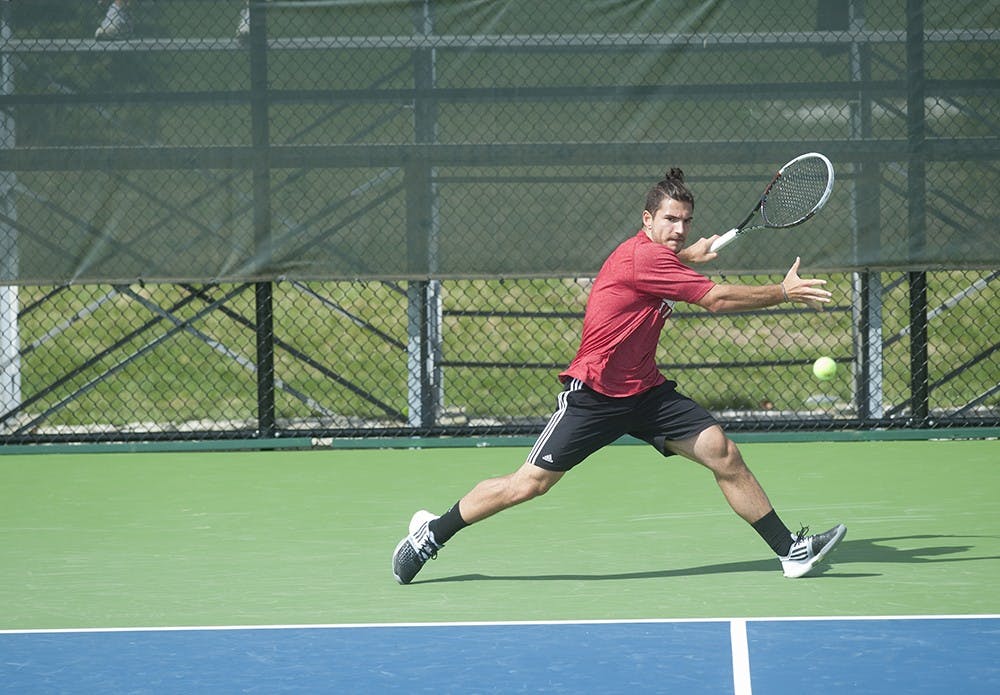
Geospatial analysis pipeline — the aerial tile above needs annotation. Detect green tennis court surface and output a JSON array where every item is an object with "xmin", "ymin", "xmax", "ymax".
[{"xmin": 1, "ymin": 440, "xmax": 996, "ymax": 630}]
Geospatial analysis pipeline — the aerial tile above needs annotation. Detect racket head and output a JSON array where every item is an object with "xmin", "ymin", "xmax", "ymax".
[{"xmin": 759, "ymin": 152, "xmax": 835, "ymax": 228}]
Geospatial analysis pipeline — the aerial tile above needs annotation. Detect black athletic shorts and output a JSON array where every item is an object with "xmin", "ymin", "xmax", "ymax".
[{"xmin": 527, "ymin": 378, "xmax": 719, "ymax": 472}]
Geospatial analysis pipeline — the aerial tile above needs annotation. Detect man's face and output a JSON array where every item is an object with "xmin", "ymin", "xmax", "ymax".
[{"xmin": 642, "ymin": 197, "xmax": 693, "ymax": 253}]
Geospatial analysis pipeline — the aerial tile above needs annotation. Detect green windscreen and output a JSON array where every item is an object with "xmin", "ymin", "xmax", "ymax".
[{"xmin": 1, "ymin": 0, "xmax": 997, "ymax": 284}]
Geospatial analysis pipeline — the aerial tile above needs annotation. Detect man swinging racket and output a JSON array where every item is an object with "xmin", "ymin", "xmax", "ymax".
[{"xmin": 392, "ymin": 167, "xmax": 846, "ymax": 585}]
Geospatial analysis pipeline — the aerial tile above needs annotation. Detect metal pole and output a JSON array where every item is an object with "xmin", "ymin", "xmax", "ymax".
[
  {"xmin": 906, "ymin": 0, "xmax": 930, "ymax": 424},
  {"xmin": 249, "ymin": 1, "xmax": 276, "ymax": 437},
  {"xmin": 846, "ymin": 0, "xmax": 884, "ymax": 422},
  {"xmin": 406, "ymin": 0, "xmax": 441, "ymax": 429},
  {"xmin": 0, "ymin": 3, "xmax": 21, "ymax": 424}
]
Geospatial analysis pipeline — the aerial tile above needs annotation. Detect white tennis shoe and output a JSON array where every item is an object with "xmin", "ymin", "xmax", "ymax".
[
  {"xmin": 392, "ymin": 510, "xmax": 442, "ymax": 585},
  {"xmin": 780, "ymin": 524, "xmax": 847, "ymax": 578}
]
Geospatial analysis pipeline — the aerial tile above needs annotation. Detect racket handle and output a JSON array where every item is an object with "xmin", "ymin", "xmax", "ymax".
[{"xmin": 710, "ymin": 228, "xmax": 739, "ymax": 253}]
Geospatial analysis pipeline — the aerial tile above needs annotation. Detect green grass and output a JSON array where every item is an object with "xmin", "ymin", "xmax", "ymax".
[{"xmin": 11, "ymin": 268, "xmax": 997, "ymax": 427}]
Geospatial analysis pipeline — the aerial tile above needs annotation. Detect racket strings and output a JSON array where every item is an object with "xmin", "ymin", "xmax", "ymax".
[{"xmin": 761, "ymin": 159, "xmax": 831, "ymax": 227}]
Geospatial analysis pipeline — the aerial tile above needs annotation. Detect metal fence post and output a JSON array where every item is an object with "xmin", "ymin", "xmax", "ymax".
[
  {"xmin": 249, "ymin": 1, "xmax": 276, "ymax": 437},
  {"xmin": 846, "ymin": 0, "xmax": 884, "ymax": 422},
  {"xmin": 906, "ymin": 0, "xmax": 930, "ymax": 424},
  {"xmin": 0, "ymin": 4, "xmax": 19, "ymax": 423},
  {"xmin": 406, "ymin": 0, "xmax": 442, "ymax": 429}
]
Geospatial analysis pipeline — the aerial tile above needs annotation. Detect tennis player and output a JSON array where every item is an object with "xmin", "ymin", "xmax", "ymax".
[{"xmin": 393, "ymin": 168, "xmax": 846, "ymax": 584}]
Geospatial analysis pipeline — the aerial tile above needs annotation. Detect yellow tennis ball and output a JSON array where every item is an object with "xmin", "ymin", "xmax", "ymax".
[{"xmin": 812, "ymin": 356, "xmax": 837, "ymax": 380}]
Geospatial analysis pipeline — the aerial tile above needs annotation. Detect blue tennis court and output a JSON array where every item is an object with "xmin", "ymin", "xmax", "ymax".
[{"xmin": 3, "ymin": 616, "xmax": 997, "ymax": 693}]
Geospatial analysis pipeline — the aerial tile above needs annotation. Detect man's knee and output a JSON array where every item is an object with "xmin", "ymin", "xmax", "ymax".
[
  {"xmin": 690, "ymin": 426, "xmax": 737, "ymax": 460},
  {"xmin": 510, "ymin": 463, "xmax": 562, "ymax": 502},
  {"xmin": 706, "ymin": 436, "xmax": 748, "ymax": 479}
]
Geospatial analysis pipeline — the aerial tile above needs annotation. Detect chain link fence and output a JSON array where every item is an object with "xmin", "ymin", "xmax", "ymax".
[{"xmin": 1, "ymin": 1, "xmax": 997, "ymax": 444}]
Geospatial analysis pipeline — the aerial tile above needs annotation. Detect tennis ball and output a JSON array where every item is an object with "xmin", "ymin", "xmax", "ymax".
[{"xmin": 812, "ymin": 356, "xmax": 837, "ymax": 380}]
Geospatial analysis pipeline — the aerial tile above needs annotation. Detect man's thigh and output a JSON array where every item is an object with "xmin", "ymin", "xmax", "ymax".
[
  {"xmin": 629, "ymin": 382, "xmax": 719, "ymax": 456},
  {"xmin": 526, "ymin": 382, "xmax": 631, "ymax": 472}
]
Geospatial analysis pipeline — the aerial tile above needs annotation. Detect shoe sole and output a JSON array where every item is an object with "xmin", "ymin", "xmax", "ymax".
[
  {"xmin": 391, "ymin": 536, "xmax": 411, "ymax": 585},
  {"xmin": 784, "ymin": 524, "xmax": 847, "ymax": 578}
]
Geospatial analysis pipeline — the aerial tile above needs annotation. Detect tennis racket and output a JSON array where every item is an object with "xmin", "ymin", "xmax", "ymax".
[{"xmin": 710, "ymin": 152, "xmax": 835, "ymax": 253}]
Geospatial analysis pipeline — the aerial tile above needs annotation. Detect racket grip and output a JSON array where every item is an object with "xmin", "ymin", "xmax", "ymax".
[{"xmin": 710, "ymin": 228, "xmax": 739, "ymax": 253}]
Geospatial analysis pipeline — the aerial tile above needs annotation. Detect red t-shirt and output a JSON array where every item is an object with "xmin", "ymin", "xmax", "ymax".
[{"xmin": 559, "ymin": 230, "xmax": 715, "ymax": 397}]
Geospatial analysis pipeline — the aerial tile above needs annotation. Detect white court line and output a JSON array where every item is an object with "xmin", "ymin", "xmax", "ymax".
[
  {"xmin": 731, "ymin": 619, "xmax": 752, "ymax": 695},
  {"xmin": 1, "ymin": 614, "xmax": 998, "ymax": 635}
]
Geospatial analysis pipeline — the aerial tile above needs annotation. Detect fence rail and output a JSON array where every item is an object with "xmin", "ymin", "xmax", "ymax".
[{"xmin": 0, "ymin": 0, "xmax": 996, "ymax": 445}]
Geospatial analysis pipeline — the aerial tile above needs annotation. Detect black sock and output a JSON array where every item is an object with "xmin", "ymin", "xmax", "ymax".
[
  {"xmin": 428, "ymin": 501, "xmax": 468, "ymax": 545},
  {"xmin": 751, "ymin": 509, "xmax": 793, "ymax": 556}
]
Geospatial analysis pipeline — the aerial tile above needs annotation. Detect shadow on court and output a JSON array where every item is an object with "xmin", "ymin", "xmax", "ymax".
[{"xmin": 417, "ymin": 534, "xmax": 1000, "ymax": 583}]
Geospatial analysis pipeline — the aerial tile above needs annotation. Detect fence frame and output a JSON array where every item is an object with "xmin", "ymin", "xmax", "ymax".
[{"xmin": 0, "ymin": 0, "xmax": 996, "ymax": 444}]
